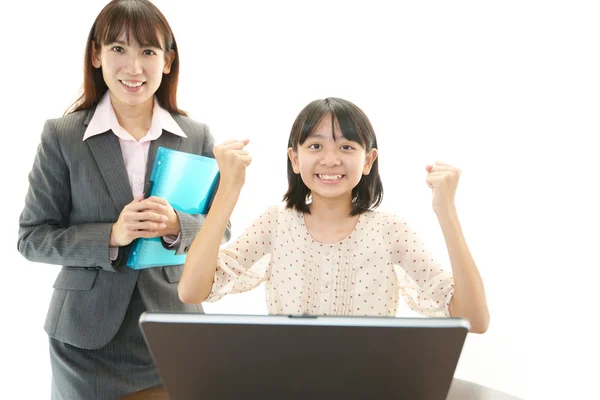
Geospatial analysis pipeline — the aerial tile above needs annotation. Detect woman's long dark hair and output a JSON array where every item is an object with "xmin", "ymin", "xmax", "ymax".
[{"xmin": 65, "ymin": 0, "xmax": 186, "ymax": 115}]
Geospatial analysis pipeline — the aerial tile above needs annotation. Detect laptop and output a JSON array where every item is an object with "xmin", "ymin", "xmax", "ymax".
[{"xmin": 139, "ymin": 313, "xmax": 470, "ymax": 400}]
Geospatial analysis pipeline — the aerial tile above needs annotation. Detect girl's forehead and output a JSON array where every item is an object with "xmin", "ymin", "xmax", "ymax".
[
  {"xmin": 308, "ymin": 114, "xmax": 341, "ymax": 137},
  {"xmin": 307, "ymin": 129, "xmax": 344, "ymax": 140}
]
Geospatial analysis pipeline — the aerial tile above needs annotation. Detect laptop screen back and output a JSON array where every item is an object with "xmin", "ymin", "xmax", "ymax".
[{"xmin": 140, "ymin": 313, "xmax": 469, "ymax": 400}]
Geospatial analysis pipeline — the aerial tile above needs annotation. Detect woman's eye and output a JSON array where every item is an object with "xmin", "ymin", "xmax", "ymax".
[
  {"xmin": 143, "ymin": 49, "xmax": 157, "ymax": 56},
  {"xmin": 111, "ymin": 46, "xmax": 124, "ymax": 52},
  {"xmin": 309, "ymin": 144, "xmax": 322, "ymax": 149},
  {"xmin": 341, "ymin": 145, "xmax": 354, "ymax": 150}
]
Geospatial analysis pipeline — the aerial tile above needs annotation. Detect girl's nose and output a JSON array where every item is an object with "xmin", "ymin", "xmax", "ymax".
[{"xmin": 320, "ymin": 148, "xmax": 341, "ymax": 166}]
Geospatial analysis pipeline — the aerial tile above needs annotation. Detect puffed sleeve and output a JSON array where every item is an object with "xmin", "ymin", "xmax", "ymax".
[
  {"xmin": 387, "ymin": 214, "xmax": 454, "ymax": 317},
  {"xmin": 205, "ymin": 206, "xmax": 280, "ymax": 302}
]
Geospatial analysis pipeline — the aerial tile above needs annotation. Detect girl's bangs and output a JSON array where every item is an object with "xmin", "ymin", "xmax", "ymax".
[{"xmin": 299, "ymin": 108, "xmax": 369, "ymax": 149}]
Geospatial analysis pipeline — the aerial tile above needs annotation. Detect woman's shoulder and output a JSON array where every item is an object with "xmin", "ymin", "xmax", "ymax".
[
  {"xmin": 42, "ymin": 109, "xmax": 92, "ymax": 140},
  {"xmin": 170, "ymin": 113, "xmax": 209, "ymax": 137}
]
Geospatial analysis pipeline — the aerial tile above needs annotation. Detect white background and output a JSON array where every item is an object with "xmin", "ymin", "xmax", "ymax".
[{"xmin": 1, "ymin": 1, "xmax": 598, "ymax": 398}]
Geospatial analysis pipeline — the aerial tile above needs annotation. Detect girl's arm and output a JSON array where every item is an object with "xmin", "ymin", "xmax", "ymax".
[
  {"xmin": 437, "ymin": 208, "xmax": 489, "ymax": 333},
  {"xmin": 426, "ymin": 162, "xmax": 490, "ymax": 334},
  {"xmin": 178, "ymin": 139, "xmax": 251, "ymax": 304},
  {"xmin": 178, "ymin": 185, "xmax": 243, "ymax": 303}
]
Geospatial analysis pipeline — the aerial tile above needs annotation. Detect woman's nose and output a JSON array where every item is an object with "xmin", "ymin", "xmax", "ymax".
[{"xmin": 123, "ymin": 56, "xmax": 143, "ymax": 75}]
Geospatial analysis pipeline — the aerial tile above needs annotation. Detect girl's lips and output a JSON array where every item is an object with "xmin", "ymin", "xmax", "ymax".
[{"xmin": 316, "ymin": 174, "xmax": 345, "ymax": 184}]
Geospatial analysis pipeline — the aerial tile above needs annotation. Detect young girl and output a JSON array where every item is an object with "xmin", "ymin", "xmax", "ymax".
[
  {"xmin": 179, "ymin": 97, "xmax": 490, "ymax": 333},
  {"xmin": 17, "ymin": 1, "xmax": 229, "ymax": 398}
]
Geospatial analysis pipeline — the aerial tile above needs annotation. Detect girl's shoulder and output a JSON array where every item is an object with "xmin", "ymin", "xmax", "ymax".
[
  {"xmin": 253, "ymin": 203, "xmax": 303, "ymax": 228},
  {"xmin": 361, "ymin": 209, "xmax": 407, "ymax": 224},
  {"xmin": 359, "ymin": 209, "xmax": 411, "ymax": 234},
  {"xmin": 265, "ymin": 203, "xmax": 299, "ymax": 219}
]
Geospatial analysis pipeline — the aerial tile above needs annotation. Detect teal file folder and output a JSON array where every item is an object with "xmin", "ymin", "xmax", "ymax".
[{"xmin": 126, "ymin": 147, "xmax": 220, "ymax": 270}]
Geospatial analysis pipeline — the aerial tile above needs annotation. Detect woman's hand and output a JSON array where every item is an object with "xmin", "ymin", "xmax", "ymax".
[{"xmin": 109, "ymin": 197, "xmax": 168, "ymax": 247}]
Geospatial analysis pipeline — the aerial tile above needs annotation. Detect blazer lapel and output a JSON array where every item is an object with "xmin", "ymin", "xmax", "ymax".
[
  {"xmin": 144, "ymin": 131, "xmax": 183, "ymax": 194},
  {"xmin": 86, "ymin": 132, "xmax": 134, "ymax": 211}
]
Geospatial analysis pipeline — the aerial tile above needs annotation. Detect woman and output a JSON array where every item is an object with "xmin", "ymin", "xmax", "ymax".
[{"xmin": 17, "ymin": 0, "xmax": 229, "ymax": 398}]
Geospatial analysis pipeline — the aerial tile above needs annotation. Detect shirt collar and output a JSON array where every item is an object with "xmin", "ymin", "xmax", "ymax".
[{"xmin": 83, "ymin": 92, "xmax": 187, "ymax": 142}]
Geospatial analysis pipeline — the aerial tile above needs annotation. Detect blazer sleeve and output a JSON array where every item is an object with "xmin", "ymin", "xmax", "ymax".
[
  {"xmin": 17, "ymin": 119, "xmax": 118, "ymax": 272},
  {"xmin": 170, "ymin": 123, "xmax": 232, "ymax": 256}
]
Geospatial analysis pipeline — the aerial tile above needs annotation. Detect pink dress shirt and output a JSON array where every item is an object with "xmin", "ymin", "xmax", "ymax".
[{"xmin": 83, "ymin": 93, "xmax": 187, "ymax": 260}]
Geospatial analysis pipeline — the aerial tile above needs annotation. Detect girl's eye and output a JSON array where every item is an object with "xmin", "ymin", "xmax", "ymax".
[
  {"xmin": 111, "ymin": 46, "xmax": 124, "ymax": 52},
  {"xmin": 143, "ymin": 49, "xmax": 157, "ymax": 56},
  {"xmin": 309, "ymin": 144, "xmax": 322, "ymax": 149},
  {"xmin": 341, "ymin": 145, "xmax": 354, "ymax": 150}
]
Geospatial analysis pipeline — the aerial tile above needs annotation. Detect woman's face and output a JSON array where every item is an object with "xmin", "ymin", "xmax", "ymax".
[
  {"xmin": 288, "ymin": 113, "xmax": 378, "ymax": 204},
  {"xmin": 92, "ymin": 30, "xmax": 174, "ymax": 110}
]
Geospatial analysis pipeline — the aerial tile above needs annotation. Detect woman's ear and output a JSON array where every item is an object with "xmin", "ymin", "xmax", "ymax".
[
  {"xmin": 288, "ymin": 147, "xmax": 300, "ymax": 174},
  {"xmin": 91, "ymin": 41, "xmax": 102, "ymax": 68},
  {"xmin": 363, "ymin": 148, "xmax": 378, "ymax": 175},
  {"xmin": 163, "ymin": 50, "xmax": 175, "ymax": 74}
]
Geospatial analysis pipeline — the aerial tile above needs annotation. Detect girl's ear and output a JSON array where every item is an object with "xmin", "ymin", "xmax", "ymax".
[
  {"xmin": 363, "ymin": 148, "xmax": 378, "ymax": 175},
  {"xmin": 288, "ymin": 147, "xmax": 300, "ymax": 174},
  {"xmin": 91, "ymin": 41, "xmax": 102, "ymax": 68}
]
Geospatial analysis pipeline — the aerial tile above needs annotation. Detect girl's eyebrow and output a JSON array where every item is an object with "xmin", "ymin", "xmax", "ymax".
[
  {"xmin": 309, "ymin": 132, "xmax": 345, "ymax": 140},
  {"xmin": 310, "ymin": 132, "xmax": 353, "ymax": 141}
]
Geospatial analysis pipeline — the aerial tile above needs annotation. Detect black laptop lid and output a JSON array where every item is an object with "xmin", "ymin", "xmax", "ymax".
[{"xmin": 139, "ymin": 313, "xmax": 469, "ymax": 400}]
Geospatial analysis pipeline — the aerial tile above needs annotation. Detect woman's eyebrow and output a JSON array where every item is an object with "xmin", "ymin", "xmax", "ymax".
[{"xmin": 108, "ymin": 40, "xmax": 128, "ymax": 46}]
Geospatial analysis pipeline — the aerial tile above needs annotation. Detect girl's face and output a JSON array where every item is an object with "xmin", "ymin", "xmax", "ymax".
[
  {"xmin": 288, "ymin": 113, "xmax": 378, "ymax": 205},
  {"xmin": 92, "ymin": 31, "xmax": 174, "ymax": 110}
]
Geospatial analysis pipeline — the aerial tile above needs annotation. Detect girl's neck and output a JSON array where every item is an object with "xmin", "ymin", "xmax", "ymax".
[
  {"xmin": 110, "ymin": 93, "xmax": 154, "ymax": 141},
  {"xmin": 304, "ymin": 196, "xmax": 359, "ymax": 244},
  {"xmin": 307, "ymin": 194, "xmax": 353, "ymax": 222}
]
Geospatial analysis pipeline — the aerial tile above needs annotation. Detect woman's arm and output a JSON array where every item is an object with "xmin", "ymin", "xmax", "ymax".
[{"xmin": 18, "ymin": 119, "xmax": 120, "ymax": 271}]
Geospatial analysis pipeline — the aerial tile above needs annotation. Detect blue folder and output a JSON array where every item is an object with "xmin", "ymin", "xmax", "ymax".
[{"xmin": 126, "ymin": 147, "xmax": 220, "ymax": 270}]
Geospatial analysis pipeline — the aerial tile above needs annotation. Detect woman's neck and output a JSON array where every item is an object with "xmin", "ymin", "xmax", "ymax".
[{"xmin": 110, "ymin": 94, "xmax": 154, "ymax": 141}]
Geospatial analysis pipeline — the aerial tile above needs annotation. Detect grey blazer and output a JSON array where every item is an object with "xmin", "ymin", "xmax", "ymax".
[{"xmin": 18, "ymin": 108, "xmax": 230, "ymax": 350}]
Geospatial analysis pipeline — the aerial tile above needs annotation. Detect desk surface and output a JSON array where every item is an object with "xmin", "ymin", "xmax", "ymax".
[{"xmin": 120, "ymin": 379, "xmax": 521, "ymax": 400}]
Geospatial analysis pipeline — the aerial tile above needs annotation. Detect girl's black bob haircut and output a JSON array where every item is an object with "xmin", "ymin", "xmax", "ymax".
[{"xmin": 283, "ymin": 97, "xmax": 383, "ymax": 216}]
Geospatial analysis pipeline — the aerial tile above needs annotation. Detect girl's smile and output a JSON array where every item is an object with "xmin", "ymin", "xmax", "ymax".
[{"xmin": 315, "ymin": 173, "xmax": 345, "ymax": 184}]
